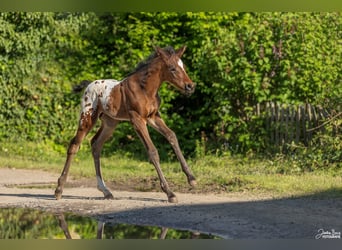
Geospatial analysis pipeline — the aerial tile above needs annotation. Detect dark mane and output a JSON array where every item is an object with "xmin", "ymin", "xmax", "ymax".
[{"xmin": 126, "ymin": 46, "xmax": 176, "ymax": 77}]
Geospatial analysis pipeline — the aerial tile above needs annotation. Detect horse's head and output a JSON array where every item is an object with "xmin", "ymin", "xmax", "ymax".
[{"xmin": 155, "ymin": 46, "xmax": 196, "ymax": 96}]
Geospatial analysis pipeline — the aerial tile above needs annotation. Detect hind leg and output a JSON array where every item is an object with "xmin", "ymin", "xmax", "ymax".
[
  {"xmin": 91, "ymin": 115, "xmax": 119, "ymax": 199},
  {"xmin": 55, "ymin": 112, "xmax": 97, "ymax": 200}
]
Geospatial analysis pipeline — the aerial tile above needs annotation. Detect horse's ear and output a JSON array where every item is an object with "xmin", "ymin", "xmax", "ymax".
[
  {"xmin": 176, "ymin": 45, "xmax": 187, "ymax": 58},
  {"xmin": 155, "ymin": 46, "xmax": 169, "ymax": 62}
]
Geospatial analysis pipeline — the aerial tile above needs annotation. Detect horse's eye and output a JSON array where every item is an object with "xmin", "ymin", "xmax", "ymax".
[{"xmin": 169, "ymin": 66, "xmax": 176, "ymax": 73}]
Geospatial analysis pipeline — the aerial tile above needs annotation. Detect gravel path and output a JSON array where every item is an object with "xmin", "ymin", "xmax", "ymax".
[{"xmin": 0, "ymin": 168, "xmax": 341, "ymax": 239}]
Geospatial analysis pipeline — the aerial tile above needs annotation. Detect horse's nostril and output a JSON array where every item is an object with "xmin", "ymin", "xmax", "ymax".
[{"xmin": 185, "ymin": 83, "xmax": 193, "ymax": 91}]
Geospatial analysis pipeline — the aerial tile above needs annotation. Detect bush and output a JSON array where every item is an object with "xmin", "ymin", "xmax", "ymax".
[{"xmin": 189, "ymin": 12, "xmax": 341, "ymax": 154}]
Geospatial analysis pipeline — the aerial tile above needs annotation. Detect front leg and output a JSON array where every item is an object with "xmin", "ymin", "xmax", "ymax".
[
  {"xmin": 148, "ymin": 113, "xmax": 196, "ymax": 187},
  {"xmin": 130, "ymin": 111, "xmax": 178, "ymax": 203}
]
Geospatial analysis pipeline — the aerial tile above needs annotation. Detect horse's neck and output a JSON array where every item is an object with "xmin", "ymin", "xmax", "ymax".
[{"xmin": 135, "ymin": 62, "xmax": 164, "ymax": 97}]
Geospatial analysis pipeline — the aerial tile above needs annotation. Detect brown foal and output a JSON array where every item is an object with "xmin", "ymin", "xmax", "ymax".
[{"xmin": 54, "ymin": 46, "xmax": 197, "ymax": 203}]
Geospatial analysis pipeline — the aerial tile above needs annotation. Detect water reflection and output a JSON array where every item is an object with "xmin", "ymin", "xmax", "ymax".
[
  {"xmin": 0, "ymin": 208, "xmax": 219, "ymax": 239},
  {"xmin": 57, "ymin": 213, "xmax": 215, "ymax": 239}
]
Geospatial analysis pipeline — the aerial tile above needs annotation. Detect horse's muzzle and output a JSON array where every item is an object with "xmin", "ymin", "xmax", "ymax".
[{"xmin": 184, "ymin": 82, "xmax": 196, "ymax": 96}]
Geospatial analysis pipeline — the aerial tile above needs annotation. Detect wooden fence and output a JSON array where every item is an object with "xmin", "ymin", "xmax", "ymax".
[{"xmin": 254, "ymin": 102, "xmax": 341, "ymax": 147}]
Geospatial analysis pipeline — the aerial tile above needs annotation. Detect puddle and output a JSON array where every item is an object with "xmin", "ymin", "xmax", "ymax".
[{"xmin": 0, "ymin": 207, "xmax": 220, "ymax": 239}]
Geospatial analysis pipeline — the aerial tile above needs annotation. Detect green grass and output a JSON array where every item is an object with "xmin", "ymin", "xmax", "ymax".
[{"xmin": 1, "ymin": 141, "xmax": 341, "ymax": 199}]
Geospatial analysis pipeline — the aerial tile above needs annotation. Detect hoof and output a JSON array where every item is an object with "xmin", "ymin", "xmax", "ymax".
[
  {"xmin": 189, "ymin": 179, "xmax": 197, "ymax": 187},
  {"xmin": 168, "ymin": 195, "xmax": 178, "ymax": 203},
  {"xmin": 104, "ymin": 193, "xmax": 114, "ymax": 200},
  {"xmin": 54, "ymin": 190, "xmax": 62, "ymax": 200}
]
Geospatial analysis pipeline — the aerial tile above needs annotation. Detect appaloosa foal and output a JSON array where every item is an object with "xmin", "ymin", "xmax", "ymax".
[{"xmin": 55, "ymin": 46, "xmax": 196, "ymax": 203}]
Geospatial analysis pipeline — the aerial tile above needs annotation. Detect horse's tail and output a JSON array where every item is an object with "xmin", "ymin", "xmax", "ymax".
[{"xmin": 73, "ymin": 80, "xmax": 92, "ymax": 93}]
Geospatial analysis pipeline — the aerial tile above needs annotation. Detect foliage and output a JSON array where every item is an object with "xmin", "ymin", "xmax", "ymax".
[
  {"xmin": 0, "ymin": 13, "xmax": 91, "ymax": 144},
  {"xmin": 281, "ymin": 129, "xmax": 342, "ymax": 173},
  {"xmin": 191, "ymin": 12, "xmax": 342, "ymax": 154},
  {"xmin": 0, "ymin": 12, "xmax": 341, "ymax": 164}
]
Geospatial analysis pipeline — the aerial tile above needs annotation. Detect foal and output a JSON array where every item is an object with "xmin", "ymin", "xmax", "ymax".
[{"xmin": 54, "ymin": 46, "xmax": 197, "ymax": 203}]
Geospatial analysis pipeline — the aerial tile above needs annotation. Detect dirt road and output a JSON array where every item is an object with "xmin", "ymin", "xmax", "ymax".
[{"xmin": 0, "ymin": 168, "xmax": 341, "ymax": 239}]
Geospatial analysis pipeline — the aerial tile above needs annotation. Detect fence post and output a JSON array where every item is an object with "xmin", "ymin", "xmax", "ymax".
[{"xmin": 295, "ymin": 104, "xmax": 301, "ymax": 144}]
